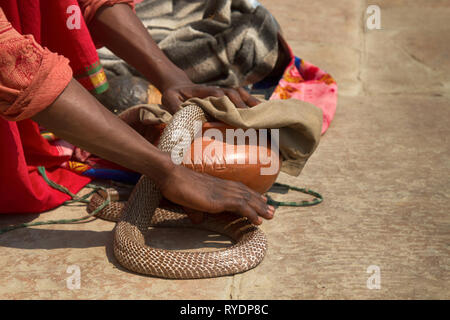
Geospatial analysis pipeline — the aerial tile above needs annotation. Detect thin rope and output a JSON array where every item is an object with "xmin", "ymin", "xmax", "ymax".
[
  {"xmin": 265, "ymin": 182, "xmax": 323, "ymax": 208},
  {"xmin": 0, "ymin": 166, "xmax": 110, "ymax": 235},
  {"xmin": 0, "ymin": 169, "xmax": 322, "ymax": 235}
]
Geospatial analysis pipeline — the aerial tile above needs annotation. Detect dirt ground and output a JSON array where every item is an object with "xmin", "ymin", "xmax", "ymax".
[{"xmin": 0, "ymin": 0, "xmax": 449, "ymax": 299}]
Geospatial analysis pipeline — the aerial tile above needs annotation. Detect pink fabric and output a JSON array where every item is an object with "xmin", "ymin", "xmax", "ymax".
[{"xmin": 271, "ymin": 44, "xmax": 338, "ymax": 134}]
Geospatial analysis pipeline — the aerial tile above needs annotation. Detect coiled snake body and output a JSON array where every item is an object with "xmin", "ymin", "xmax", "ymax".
[{"xmin": 88, "ymin": 105, "xmax": 267, "ymax": 279}]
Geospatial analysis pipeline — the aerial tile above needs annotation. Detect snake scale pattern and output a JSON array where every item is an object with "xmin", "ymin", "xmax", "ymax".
[{"xmin": 88, "ymin": 105, "xmax": 267, "ymax": 279}]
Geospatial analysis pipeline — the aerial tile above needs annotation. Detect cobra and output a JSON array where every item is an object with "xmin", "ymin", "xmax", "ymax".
[{"xmin": 88, "ymin": 104, "xmax": 281, "ymax": 279}]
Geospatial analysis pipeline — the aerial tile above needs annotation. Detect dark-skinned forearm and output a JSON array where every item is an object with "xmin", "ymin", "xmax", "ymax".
[
  {"xmin": 89, "ymin": 3, "xmax": 190, "ymax": 93},
  {"xmin": 32, "ymin": 79, "xmax": 174, "ymax": 184}
]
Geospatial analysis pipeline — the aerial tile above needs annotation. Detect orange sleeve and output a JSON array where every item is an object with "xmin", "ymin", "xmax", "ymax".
[
  {"xmin": 78, "ymin": 0, "xmax": 135, "ymax": 25},
  {"xmin": 0, "ymin": 8, "xmax": 73, "ymax": 122}
]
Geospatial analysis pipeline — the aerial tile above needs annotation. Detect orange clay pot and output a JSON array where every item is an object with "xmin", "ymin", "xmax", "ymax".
[{"xmin": 180, "ymin": 122, "xmax": 281, "ymax": 194}]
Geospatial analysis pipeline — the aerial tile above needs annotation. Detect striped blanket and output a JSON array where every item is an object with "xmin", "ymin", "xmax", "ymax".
[{"xmin": 98, "ymin": 0, "xmax": 280, "ymax": 87}]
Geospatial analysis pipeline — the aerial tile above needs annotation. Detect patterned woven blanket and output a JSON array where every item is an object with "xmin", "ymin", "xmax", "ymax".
[{"xmin": 98, "ymin": 0, "xmax": 280, "ymax": 87}]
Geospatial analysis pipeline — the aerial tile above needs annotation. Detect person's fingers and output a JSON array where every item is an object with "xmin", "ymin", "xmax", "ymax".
[
  {"xmin": 243, "ymin": 186, "xmax": 275, "ymax": 219},
  {"xmin": 228, "ymin": 197, "xmax": 262, "ymax": 225},
  {"xmin": 171, "ymin": 85, "xmax": 260, "ymax": 110},
  {"xmin": 186, "ymin": 86, "xmax": 224, "ymax": 99},
  {"xmin": 223, "ymin": 88, "xmax": 248, "ymax": 109},
  {"xmin": 260, "ymin": 194, "xmax": 275, "ymax": 216},
  {"xmin": 232, "ymin": 180, "xmax": 267, "ymax": 205},
  {"xmin": 161, "ymin": 91, "xmax": 183, "ymax": 115},
  {"xmin": 241, "ymin": 187, "xmax": 274, "ymax": 220},
  {"xmin": 224, "ymin": 181, "xmax": 274, "ymax": 221},
  {"xmin": 237, "ymin": 87, "xmax": 261, "ymax": 107}
]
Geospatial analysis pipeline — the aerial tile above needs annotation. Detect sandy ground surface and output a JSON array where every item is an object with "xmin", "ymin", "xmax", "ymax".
[{"xmin": 1, "ymin": 0, "xmax": 449, "ymax": 299}]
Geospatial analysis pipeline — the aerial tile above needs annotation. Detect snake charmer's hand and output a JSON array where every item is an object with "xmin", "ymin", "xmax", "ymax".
[{"xmin": 158, "ymin": 165, "xmax": 275, "ymax": 225}]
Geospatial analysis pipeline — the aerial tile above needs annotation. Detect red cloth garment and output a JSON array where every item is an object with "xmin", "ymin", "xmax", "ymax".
[
  {"xmin": 0, "ymin": 0, "xmax": 134, "ymax": 94},
  {"xmin": 0, "ymin": 15, "xmax": 73, "ymax": 121},
  {"xmin": 0, "ymin": 119, "xmax": 91, "ymax": 213},
  {"xmin": 79, "ymin": 0, "xmax": 136, "ymax": 25},
  {"xmin": 0, "ymin": 1, "xmax": 132, "ymax": 214}
]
